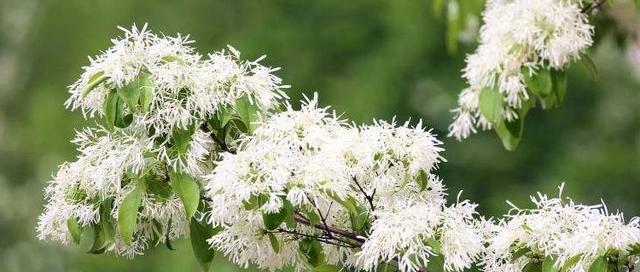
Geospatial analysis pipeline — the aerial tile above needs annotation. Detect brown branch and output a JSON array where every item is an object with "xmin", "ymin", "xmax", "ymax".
[
  {"xmin": 582, "ymin": 0, "xmax": 607, "ymax": 13},
  {"xmin": 294, "ymin": 212, "xmax": 365, "ymax": 246},
  {"xmin": 352, "ymin": 177, "xmax": 376, "ymax": 214}
]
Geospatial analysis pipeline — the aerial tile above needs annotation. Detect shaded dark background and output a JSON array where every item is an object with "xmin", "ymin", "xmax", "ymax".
[{"xmin": 0, "ymin": 0, "xmax": 638, "ymax": 271}]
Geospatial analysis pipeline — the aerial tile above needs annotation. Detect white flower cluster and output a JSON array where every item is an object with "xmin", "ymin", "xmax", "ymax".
[
  {"xmin": 38, "ymin": 24, "xmax": 287, "ymax": 257},
  {"xmin": 449, "ymin": 0, "xmax": 594, "ymax": 140},
  {"xmin": 482, "ymin": 185, "xmax": 640, "ymax": 272},
  {"xmin": 204, "ymin": 94, "xmax": 483, "ymax": 272}
]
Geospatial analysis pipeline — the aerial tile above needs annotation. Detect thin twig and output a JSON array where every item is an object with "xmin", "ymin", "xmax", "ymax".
[
  {"xmin": 581, "ymin": 0, "xmax": 607, "ymax": 13},
  {"xmin": 294, "ymin": 212, "xmax": 365, "ymax": 245},
  {"xmin": 352, "ymin": 177, "xmax": 376, "ymax": 213}
]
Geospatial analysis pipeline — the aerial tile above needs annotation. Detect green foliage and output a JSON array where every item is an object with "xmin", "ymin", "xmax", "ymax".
[
  {"xmin": 190, "ymin": 216, "xmax": 219, "ymax": 272},
  {"xmin": 234, "ymin": 95, "xmax": 261, "ymax": 133},
  {"xmin": 267, "ymin": 232, "xmax": 280, "ymax": 254},
  {"xmin": 479, "ymin": 86, "xmax": 504, "ymax": 124},
  {"xmin": 416, "ymin": 169, "xmax": 430, "ymax": 191},
  {"xmin": 169, "ymin": 171, "xmax": 200, "ymax": 220},
  {"xmin": 542, "ymin": 256, "xmax": 559, "ymax": 272},
  {"xmin": 67, "ymin": 217, "xmax": 82, "ymax": 244},
  {"xmin": 587, "ymin": 256, "xmax": 608, "ymax": 272},
  {"xmin": 81, "ymin": 71, "xmax": 107, "ymax": 97},
  {"xmin": 299, "ymin": 239, "xmax": 325, "ymax": 267},
  {"xmin": 118, "ymin": 180, "xmax": 146, "ymax": 245}
]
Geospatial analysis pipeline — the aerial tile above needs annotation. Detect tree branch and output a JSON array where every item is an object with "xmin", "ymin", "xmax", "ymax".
[
  {"xmin": 294, "ymin": 212, "xmax": 365, "ymax": 246},
  {"xmin": 352, "ymin": 177, "xmax": 376, "ymax": 214},
  {"xmin": 581, "ymin": 0, "xmax": 607, "ymax": 13}
]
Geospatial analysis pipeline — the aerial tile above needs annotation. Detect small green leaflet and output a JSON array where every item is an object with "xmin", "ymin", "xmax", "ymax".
[
  {"xmin": 587, "ymin": 256, "xmax": 608, "ymax": 272},
  {"xmin": 117, "ymin": 76, "xmax": 142, "ymax": 112},
  {"xmin": 523, "ymin": 68, "xmax": 552, "ymax": 98},
  {"xmin": 263, "ymin": 208, "xmax": 287, "ymax": 231},
  {"xmin": 172, "ymin": 126, "xmax": 195, "ymax": 154},
  {"xmin": 81, "ymin": 71, "xmax": 107, "ymax": 97},
  {"xmin": 234, "ymin": 95, "xmax": 261, "ymax": 133},
  {"xmin": 523, "ymin": 259, "xmax": 542, "ymax": 272},
  {"xmin": 416, "ymin": 169, "xmax": 429, "ymax": 191},
  {"xmin": 299, "ymin": 239, "xmax": 325, "ymax": 267},
  {"xmin": 550, "ymin": 69, "xmax": 567, "ymax": 104},
  {"xmin": 67, "ymin": 217, "xmax": 82, "ymax": 244},
  {"xmin": 267, "ymin": 232, "xmax": 280, "ymax": 253},
  {"xmin": 169, "ymin": 171, "xmax": 200, "ymax": 220},
  {"xmin": 139, "ymin": 73, "xmax": 154, "ymax": 113},
  {"xmin": 117, "ymin": 180, "xmax": 146, "ymax": 245},
  {"xmin": 560, "ymin": 255, "xmax": 582, "ymax": 271},
  {"xmin": 542, "ymin": 256, "xmax": 559, "ymax": 272},
  {"xmin": 479, "ymin": 86, "xmax": 504, "ymax": 124},
  {"xmin": 190, "ymin": 217, "xmax": 219, "ymax": 272}
]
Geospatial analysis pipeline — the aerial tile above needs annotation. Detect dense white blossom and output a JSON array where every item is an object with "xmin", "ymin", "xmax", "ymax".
[
  {"xmin": 449, "ymin": 0, "xmax": 594, "ymax": 140},
  {"xmin": 481, "ymin": 185, "xmax": 640, "ymax": 272},
  {"xmin": 38, "ymin": 24, "xmax": 287, "ymax": 258},
  {"xmin": 204, "ymin": 95, "xmax": 482, "ymax": 272}
]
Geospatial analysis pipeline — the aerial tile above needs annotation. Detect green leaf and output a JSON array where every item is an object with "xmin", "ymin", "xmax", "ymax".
[
  {"xmin": 511, "ymin": 247, "xmax": 531, "ymax": 261},
  {"xmin": 479, "ymin": 86, "xmax": 504, "ymax": 124},
  {"xmin": 542, "ymin": 256, "xmax": 559, "ymax": 272},
  {"xmin": 82, "ymin": 71, "xmax": 107, "ymax": 97},
  {"xmin": 216, "ymin": 106, "xmax": 233, "ymax": 129},
  {"xmin": 67, "ymin": 217, "xmax": 82, "ymax": 244},
  {"xmin": 104, "ymin": 89, "xmax": 133, "ymax": 129},
  {"xmin": 263, "ymin": 209, "xmax": 287, "ymax": 231},
  {"xmin": 416, "ymin": 169, "xmax": 429, "ymax": 191},
  {"xmin": 170, "ymin": 172, "xmax": 200, "ymax": 220},
  {"xmin": 104, "ymin": 90, "xmax": 119, "ymax": 129},
  {"xmin": 299, "ymin": 239, "xmax": 325, "ymax": 267},
  {"xmin": 523, "ymin": 260, "xmax": 542, "ymax": 272},
  {"xmin": 561, "ymin": 255, "xmax": 582, "ymax": 271},
  {"xmin": 139, "ymin": 73, "xmax": 154, "ymax": 113},
  {"xmin": 78, "ymin": 224, "xmax": 97, "ymax": 252},
  {"xmin": 551, "ymin": 69, "xmax": 567, "ymax": 104},
  {"xmin": 283, "ymin": 199, "xmax": 297, "ymax": 228},
  {"xmin": 268, "ymin": 232, "xmax": 280, "ymax": 253},
  {"xmin": 234, "ymin": 95, "xmax": 261, "ymax": 133},
  {"xmin": 524, "ymin": 68, "xmax": 552, "ymax": 98},
  {"xmin": 117, "ymin": 181, "xmax": 146, "ymax": 245},
  {"xmin": 302, "ymin": 207, "xmax": 321, "ymax": 226},
  {"xmin": 587, "ymin": 256, "xmax": 608, "ymax": 272},
  {"xmin": 99, "ymin": 200, "xmax": 115, "ymax": 248},
  {"xmin": 117, "ymin": 76, "xmax": 143, "ymax": 112},
  {"xmin": 190, "ymin": 217, "xmax": 218, "ymax": 272},
  {"xmin": 243, "ymin": 194, "xmax": 268, "ymax": 210},
  {"xmin": 146, "ymin": 177, "xmax": 173, "ymax": 201},
  {"xmin": 426, "ymin": 238, "xmax": 442, "ymax": 254},
  {"xmin": 427, "ymin": 254, "xmax": 446, "ymax": 272},
  {"xmin": 88, "ymin": 223, "xmax": 107, "ymax": 254},
  {"xmin": 494, "ymin": 100, "xmax": 532, "ymax": 151},
  {"xmin": 172, "ymin": 126, "xmax": 195, "ymax": 154},
  {"xmin": 581, "ymin": 54, "xmax": 599, "ymax": 83}
]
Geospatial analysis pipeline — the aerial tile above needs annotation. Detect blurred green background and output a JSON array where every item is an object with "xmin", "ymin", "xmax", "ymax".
[{"xmin": 0, "ymin": 0, "xmax": 638, "ymax": 271}]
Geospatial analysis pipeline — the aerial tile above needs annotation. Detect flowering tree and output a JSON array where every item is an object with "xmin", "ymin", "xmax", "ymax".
[{"xmin": 37, "ymin": 1, "xmax": 640, "ymax": 272}]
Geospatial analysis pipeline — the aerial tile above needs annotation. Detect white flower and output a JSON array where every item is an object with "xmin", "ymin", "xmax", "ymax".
[
  {"xmin": 481, "ymin": 185, "xmax": 640, "ymax": 272},
  {"xmin": 204, "ymin": 94, "xmax": 480, "ymax": 272},
  {"xmin": 449, "ymin": 0, "xmax": 594, "ymax": 140}
]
